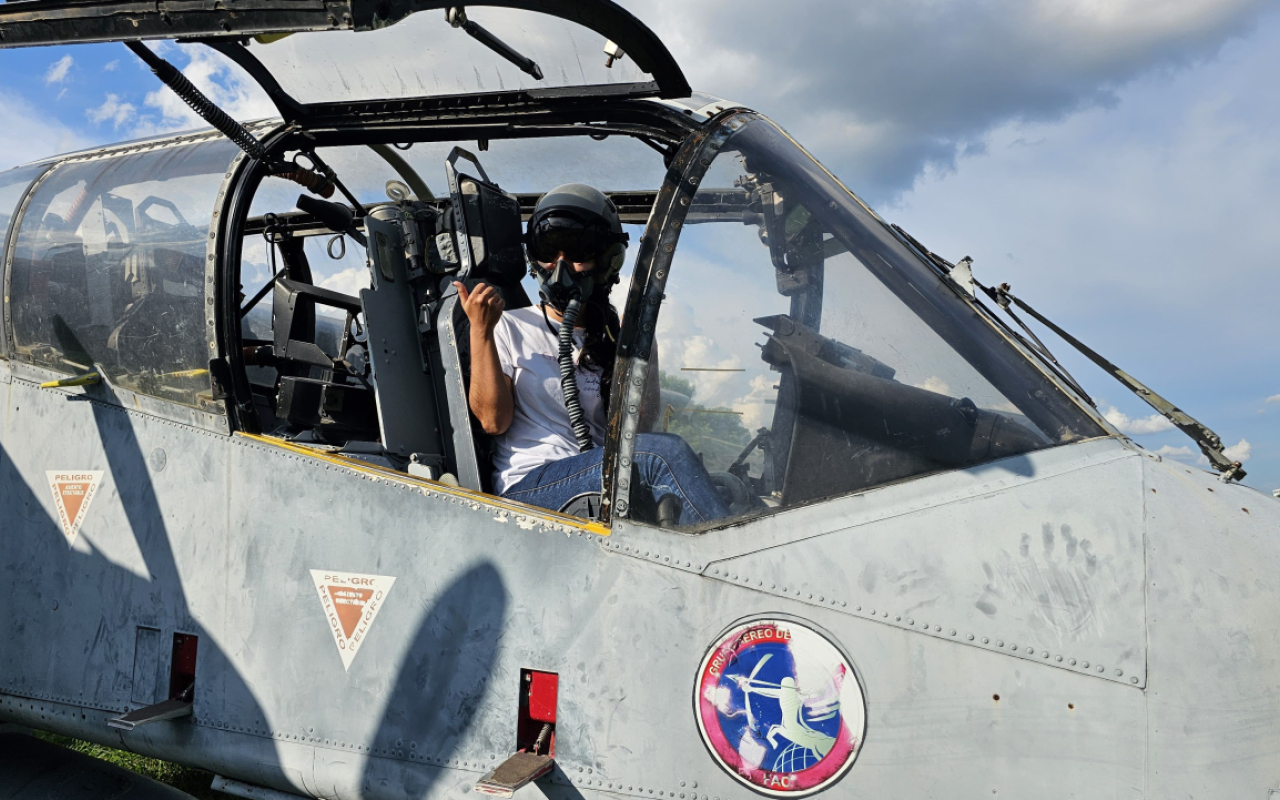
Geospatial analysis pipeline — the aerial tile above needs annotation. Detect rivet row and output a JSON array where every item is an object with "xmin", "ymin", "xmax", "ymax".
[{"xmin": 701, "ymin": 566, "xmax": 1138, "ymax": 684}]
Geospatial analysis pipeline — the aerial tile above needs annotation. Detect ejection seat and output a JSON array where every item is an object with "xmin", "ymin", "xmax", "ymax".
[
  {"xmin": 432, "ymin": 149, "xmax": 532, "ymax": 493},
  {"xmin": 437, "ymin": 266, "xmax": 532, "ymax": 493}
]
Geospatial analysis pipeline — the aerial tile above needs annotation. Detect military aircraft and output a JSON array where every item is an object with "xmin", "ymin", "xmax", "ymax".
[{"xmin": 0, "ymin": 1, "xmax": 1277, "ymax": 799}]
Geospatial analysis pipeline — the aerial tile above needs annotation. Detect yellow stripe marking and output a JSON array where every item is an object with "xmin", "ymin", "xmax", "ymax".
[
  {"xmin": 40, "ymin": 371, "xmax": 101, "ymax": 389},
  {"xmin": 236, "ymin": 433, "xmax": 611, "ymax": 536}
]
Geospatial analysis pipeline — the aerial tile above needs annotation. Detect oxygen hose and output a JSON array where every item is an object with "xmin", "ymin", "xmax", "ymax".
[{"xmin": 557, "ymin": 297, "xmax": 595, "ymax": 452}]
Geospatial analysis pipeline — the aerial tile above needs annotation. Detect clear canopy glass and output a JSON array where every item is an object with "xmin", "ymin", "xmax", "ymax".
[
  {"xmin": 9, "ymin": 141, "xmax": 238, "ymax": 409},
  {"xmin": 247, "ymin": 8, "xmax": 651, "ymax": 105},
  {"xmin": 0, "ymin": 165, "xmax": 47, "ymax": 249},
  {"xmin": 636, "ymin": 117, "xmax": 1104, "ymax": 527}
]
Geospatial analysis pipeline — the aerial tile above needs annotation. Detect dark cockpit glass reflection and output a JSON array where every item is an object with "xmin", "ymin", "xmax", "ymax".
[{"xmin": 638, "ymin": 118, "xmax": 1104, "ymax": 527}]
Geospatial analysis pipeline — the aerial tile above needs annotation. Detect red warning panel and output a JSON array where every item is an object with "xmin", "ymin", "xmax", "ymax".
[
  {"xmin": 310, "ymin": 570, "xmax": 396, "ymax": 671},
  {"xmin": 45, "ymin": 470, "xmax": 104, "ymax": 546}
]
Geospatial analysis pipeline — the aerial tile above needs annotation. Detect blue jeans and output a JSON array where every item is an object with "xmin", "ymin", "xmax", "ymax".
[{"xmin": 502, "ymin": 433, "xmax": 731, "ymax": 526}]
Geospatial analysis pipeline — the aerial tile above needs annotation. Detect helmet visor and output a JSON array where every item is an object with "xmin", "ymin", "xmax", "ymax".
[{"xmin": 527, "ymin": 211, "xmax": 621, "ymax": 264}]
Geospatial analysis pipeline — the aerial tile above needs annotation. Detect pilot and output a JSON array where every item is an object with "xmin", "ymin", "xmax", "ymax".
[{"xmin": 455, "ymin": 183, "xmax": 730, "ymax": 526}]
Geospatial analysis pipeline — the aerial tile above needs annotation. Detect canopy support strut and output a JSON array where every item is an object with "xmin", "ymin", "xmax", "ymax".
[
  {"xmin": 984, "ymin": 281, "xmax": 1246, "ymax": 482},
  {"xmin": 124, "ymin": 41, "xmax": 334, "ymax": 197}
]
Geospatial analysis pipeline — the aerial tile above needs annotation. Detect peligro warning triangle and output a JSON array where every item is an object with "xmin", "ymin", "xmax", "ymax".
[
  {"xmin": 310, "ymin": 570, "xmax": 396, "ymax": 671},
  {"xmin": 46, "ymin": 471, "xmax": 104, "ymax": 546}
]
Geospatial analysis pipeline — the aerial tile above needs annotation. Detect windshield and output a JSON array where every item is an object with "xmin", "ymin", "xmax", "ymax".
[
  {"xmin": 248, "ymin": 8, "xmax": 652, "ymax": 105},
  {"xmin": 631, "ymin": 117, "xmax": 1104, "ymax": 527}
]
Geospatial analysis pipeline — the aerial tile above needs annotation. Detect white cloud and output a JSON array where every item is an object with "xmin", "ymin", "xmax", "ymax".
[
  {"xmin": 0, "ymin": 90, "xmax": 84, "ymax": 171},
  {"xmin": 913, "ymin": 376, "xmax": 952, "ymax": 395},
  {"xmin": 883, "ymin": 14, "xmax": 1279, "ymax": 489},
  {"xmin": 731, "ymin": 373, "xmax": 777, "ymax": 431},
  {"xmin": 44, "ymin": 54, "xmax": 73, "ymax": 85},
  {"xmin": 632, "ymin": 0, "xmax": 1273, "ymax": 200},
  {"xmin": 1154, "ymin": 444, "xmax": 1196, "ymax": 459},
  {"xmin": 318, "ymin": 266, "xmax": 370, "ymax": 298},
  {"xmin": 1102, "ymin": 406, "xmax": 1175, "ymax": 435},
  {"xmin": 1152, "ymin": 441, "xmax": 1250, "ymax": 466},
  {"xmin": 1223, "ymin": 438, "xmax": 1252, "ymax": 462},
  {"xmin": 87, "ymin": 94, "xmax": 138, "ymax": 129},
  {"xmin": 103, "ymin": 60, "xmax": 120, "ymax": 72},
  {"xmin": 133, "ymin": 43, "xmax": 274, "ymax": 136}
]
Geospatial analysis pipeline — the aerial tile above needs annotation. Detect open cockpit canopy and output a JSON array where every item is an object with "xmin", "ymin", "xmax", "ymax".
[{"xmin": 0, "ymin": 0, "xmax": 691, "ymax": 118}]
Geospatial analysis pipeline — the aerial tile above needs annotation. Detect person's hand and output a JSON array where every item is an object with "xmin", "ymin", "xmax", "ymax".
[{"xmin": 455, "ymin": 281, "xmax": 505, "ymax": 337}]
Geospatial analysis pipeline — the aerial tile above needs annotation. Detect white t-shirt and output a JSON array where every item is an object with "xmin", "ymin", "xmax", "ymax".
[{"xmin": 490, "ymin": 305, "xmax": 608, "ymax": 494}]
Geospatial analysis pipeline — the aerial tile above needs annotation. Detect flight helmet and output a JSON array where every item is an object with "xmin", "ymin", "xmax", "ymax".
[{"xmin": 526, "ymin": 183, "xmax": 629, "ymax": 310}]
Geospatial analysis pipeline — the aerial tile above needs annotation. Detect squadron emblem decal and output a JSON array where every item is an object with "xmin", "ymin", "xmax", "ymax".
[
  {"xmin": 310, "ymin": 570, "xmax": 396, "ymax": 671},
  {"xmin": 46, "ymin": 471, "xmax": 104, "ymax": 546},
  {"xmin": 695, "ymin": 617, "xmax": 866, "ymax": 796}
]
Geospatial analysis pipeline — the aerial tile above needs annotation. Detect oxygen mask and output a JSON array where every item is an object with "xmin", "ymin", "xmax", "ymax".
[{"xmin": 535, "ymin": 257, "xmax": 597, "ymax": 312}]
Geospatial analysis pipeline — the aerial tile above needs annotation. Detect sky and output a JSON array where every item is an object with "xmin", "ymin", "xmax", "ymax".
[{"xmin": 0, "ymin": 0, "xmax": 1275, "ymax": 492}]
